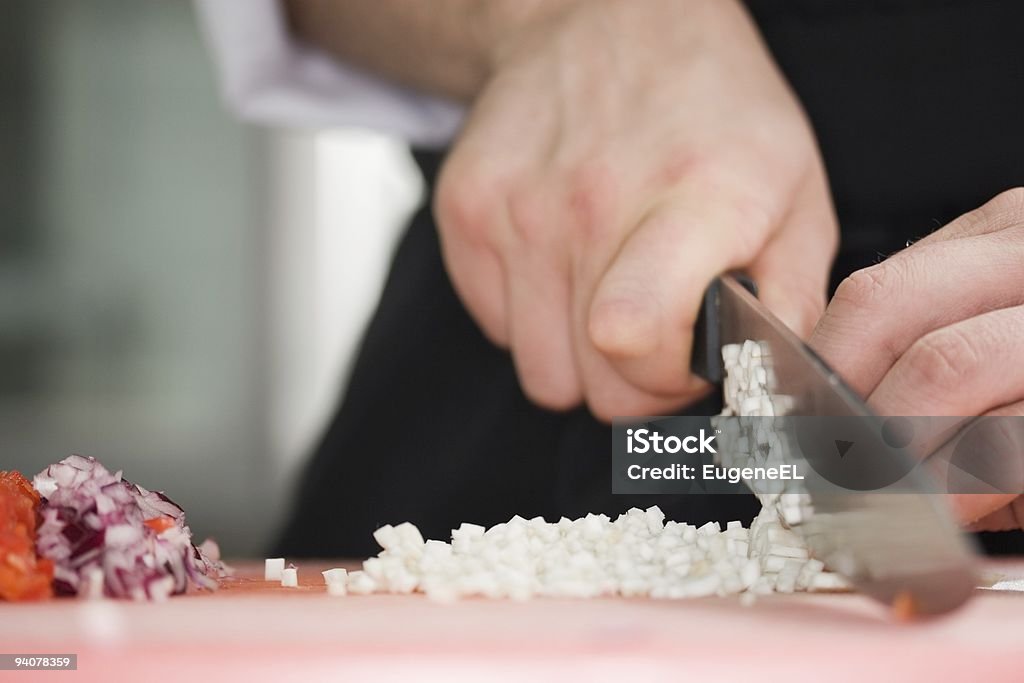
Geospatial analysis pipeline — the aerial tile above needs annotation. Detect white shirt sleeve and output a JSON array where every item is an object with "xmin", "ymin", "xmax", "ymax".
[{"xmin": 193, "ymin": 0, "xmax": 466, "ymax": 147}]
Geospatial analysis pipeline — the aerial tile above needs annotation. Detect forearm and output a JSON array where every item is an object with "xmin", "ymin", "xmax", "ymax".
[{"xmin": 283, "ymin": 0, "xmax": 569, "ymax": 102}]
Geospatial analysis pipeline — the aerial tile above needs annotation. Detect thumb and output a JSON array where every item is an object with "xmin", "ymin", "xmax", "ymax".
[{"xmin": 586, "ymin": 190, "xmax": 773, "ymax": 398}]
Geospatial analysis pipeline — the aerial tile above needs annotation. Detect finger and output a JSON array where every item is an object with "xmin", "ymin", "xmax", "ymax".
[
  {"xmin": 937, "ymin": 400, "xmax": 1024, "ymax": 529},
  {"xmin": 965, "ymin": 499, "xmax": 1024, "ymax": 532},
  {"xmin": 910, "ymin": 187, "xmax": 1024, "ymax": 248},
  {"xmin": 574, "ymin": 297, "xmax": 710, "ymax": 421},
  {"xmin": 434, "ymin": 95, "xmax": 549, "ymax": 348},
  {"xmin": 810, "ymin": 232, "xmax": 1024, "ymax": 397},
  {"xmin": 586, "ymin": 189, "xmax": 775, "ymax": 397},
  {"xmin": 867, "ymin": 305, "xmax": 1024, "ymax": 416},
  {"xmin": 747, "ymin": 168, "xmax": 838, "ymax": 339},
  {"xmin": 573, "ymin": 340, "xmax": 709, "ymax": 421},
  {"xmin": 505, "ymin": 252, "xmax": 582, "ymax": 409},
  {"xmin": 438, "ymin": 236, "xmax": 509, "ymax": 346},
  {"xmin": 569, "ymin": 197, "xmax": 715, "ymax": 419},
  {"xmin": 434, "ymin": 147, "xmax": 516, "ymax": 347}
]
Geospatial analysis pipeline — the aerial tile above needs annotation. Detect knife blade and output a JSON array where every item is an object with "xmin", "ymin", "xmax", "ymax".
[{"xmin": 694, "ymin": 274, "xmax": 978, "ymax": 616}]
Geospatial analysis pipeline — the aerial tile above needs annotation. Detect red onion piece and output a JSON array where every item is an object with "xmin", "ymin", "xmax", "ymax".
[{"xmin": 33, "ymin": 455, "xmax": 231, "ymax": 600}]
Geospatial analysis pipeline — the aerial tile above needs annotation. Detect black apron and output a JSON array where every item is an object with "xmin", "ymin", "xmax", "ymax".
[{"xmin": 276, "ymin": 0, "xmax": 1024, "ymax": 558}]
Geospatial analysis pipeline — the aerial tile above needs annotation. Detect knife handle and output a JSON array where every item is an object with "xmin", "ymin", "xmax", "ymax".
[{"xmin": 691, "ymin": 274, "xmax": 758, "ymax": 384}]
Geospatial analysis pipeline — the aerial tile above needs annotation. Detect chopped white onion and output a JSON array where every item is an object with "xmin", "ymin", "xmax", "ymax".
[
  {"xmin": 265, "ymin": 558, "xmax": 285, "ymax": 581},
  {"xmin": 322, "ymin": 568, "xmax": 348, "ymax": 584},
  {"xmin": 331, "ymin": 340, "xmax": 847, "ymax": 601},
  {"xmin": 346, "ymin": 570, "xmax": 377, "ymax": 595},
  {"xmin": 280, "ymin": 566, "xmax": 298, "ymax": 588}
]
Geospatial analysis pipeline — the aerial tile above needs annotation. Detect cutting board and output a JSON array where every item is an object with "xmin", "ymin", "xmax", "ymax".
[{"xmin": 3, "ymin": 560, "xmax": 1024, "ymax": 682}]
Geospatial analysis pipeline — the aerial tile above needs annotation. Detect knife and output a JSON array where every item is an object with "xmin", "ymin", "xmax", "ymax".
[{"xmin": 692, "ymin": 274, "xmax": 978, "ymax": 617}]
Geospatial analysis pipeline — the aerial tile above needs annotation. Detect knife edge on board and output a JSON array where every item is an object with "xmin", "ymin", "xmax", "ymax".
[{"xmin": 691, "ymin": 274, "xmax": 978, "ymax": 617}]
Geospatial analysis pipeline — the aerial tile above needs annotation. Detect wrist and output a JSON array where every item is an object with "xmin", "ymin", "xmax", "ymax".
[
  {"xmin": 478, "ymin": 0, "xmax": 751, "ymax": 74},
  {"xmin": 473, "ymin": 0, "xmax": 582, "ymax": 78}
]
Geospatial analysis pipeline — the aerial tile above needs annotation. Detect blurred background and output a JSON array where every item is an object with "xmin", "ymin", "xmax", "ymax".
[{"xmin": 1, "ymin": 0, "xmax": 422, "ymax": 554}]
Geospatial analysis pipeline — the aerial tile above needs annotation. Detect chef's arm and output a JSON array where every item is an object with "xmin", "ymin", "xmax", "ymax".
[{"xmin": 283, "ymin": 0, "xmax": 572, "ymax": 102}]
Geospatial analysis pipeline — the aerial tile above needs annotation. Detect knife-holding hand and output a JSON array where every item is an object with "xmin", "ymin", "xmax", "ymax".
[
  {"xmin": 809, "ymin": 188, "xmax": 1024, "ymax": 530},
  {"xmin": 286, "ymin": 0, "xmax": 838, "ymax": 419},
  {"xmin": 430, "ymin": 0, "xmax": 838, "ymax": 420}
]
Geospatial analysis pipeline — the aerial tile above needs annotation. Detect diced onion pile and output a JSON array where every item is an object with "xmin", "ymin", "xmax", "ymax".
[
  {"xmin": 32, "ymin": 455, "xmax": 230, "ymax": 601},
  {"xmin": 718, "ymin": 340, "xmax": 814, "ymax": 526},
  {"xmin": 317, "ymin": 341, "xmax": 847, "ymax": 601}
]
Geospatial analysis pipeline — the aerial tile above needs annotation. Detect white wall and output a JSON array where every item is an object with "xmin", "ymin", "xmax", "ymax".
[{"xmin": 265, "ymin": 129, "xmax": 422, "ymax": 511}]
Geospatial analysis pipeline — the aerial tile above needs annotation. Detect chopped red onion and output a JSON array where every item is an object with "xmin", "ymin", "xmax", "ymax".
[{"xmin": 32, "ymin": 455, "xmax": 231, "ymax": 601}]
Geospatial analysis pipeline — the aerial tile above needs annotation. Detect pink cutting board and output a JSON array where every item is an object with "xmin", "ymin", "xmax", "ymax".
[{"xmin": 3, "ymin": 560, "xmax": 1024, "ymax": 683}]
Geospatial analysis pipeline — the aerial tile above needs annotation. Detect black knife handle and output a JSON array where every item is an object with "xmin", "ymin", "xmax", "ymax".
[{"xmin": 691, "ymin": 274, "xmax": 757, "ymax": 384}]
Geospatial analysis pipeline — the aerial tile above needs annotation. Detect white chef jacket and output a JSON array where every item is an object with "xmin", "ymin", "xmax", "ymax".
[{"xmin": 193, "ymin": 0, "xmax": 466, "ymax": 147}]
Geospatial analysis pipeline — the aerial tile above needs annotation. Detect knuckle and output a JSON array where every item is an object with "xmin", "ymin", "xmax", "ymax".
[
  {"xmin": 987, "ymin": 187, "xmax": 1024, "ymax": 225},
  {"xmin": 728, "ymin": 194, "xmax": 780, "ymax": 262},
  {"xmin": 901, "ymin": 327, "xmax": 980, "ymax": 394},
  {"xmin": 955, "ymin": 187, "xmax": 1024, "ymax": 238},
  {"xmin": 832, "ymin": 261, "xmax": 905, "ymax": 313},
  {"xmin": 434, "ymin": 159, "xmax": 506, "ymax": 240},
  {"xmin": 653, "ymin": 147, "xmax": 709, "ymax": 189},
  {"xmin": 565, "ymin": 159, "xmax": 619, "ymax": 241},
  {"xmin": 733, "ymin": 190, "xmax": 779, "ymax": 228}
]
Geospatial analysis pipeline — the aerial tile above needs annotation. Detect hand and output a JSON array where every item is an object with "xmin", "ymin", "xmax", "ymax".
[
  {"xmin": 809, "ymin": 188, "xmax": 1024, "ymax": 530},
  {"xmin": 435, "ymin": 0, "xmax": 838, "ymax": 420}
]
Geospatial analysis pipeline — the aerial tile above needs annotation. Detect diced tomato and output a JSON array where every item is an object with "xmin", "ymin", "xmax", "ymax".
[
  {"xmin": 143, "ymin": 516, "xmax": 177, "ymax": 534},
  {"xmin": 891, "ymin": 591, "xmax": 918, "ymax": 622},
  {"xmin": 0, "ymin": 471, "xmax": 53, "ymax": 601}
]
